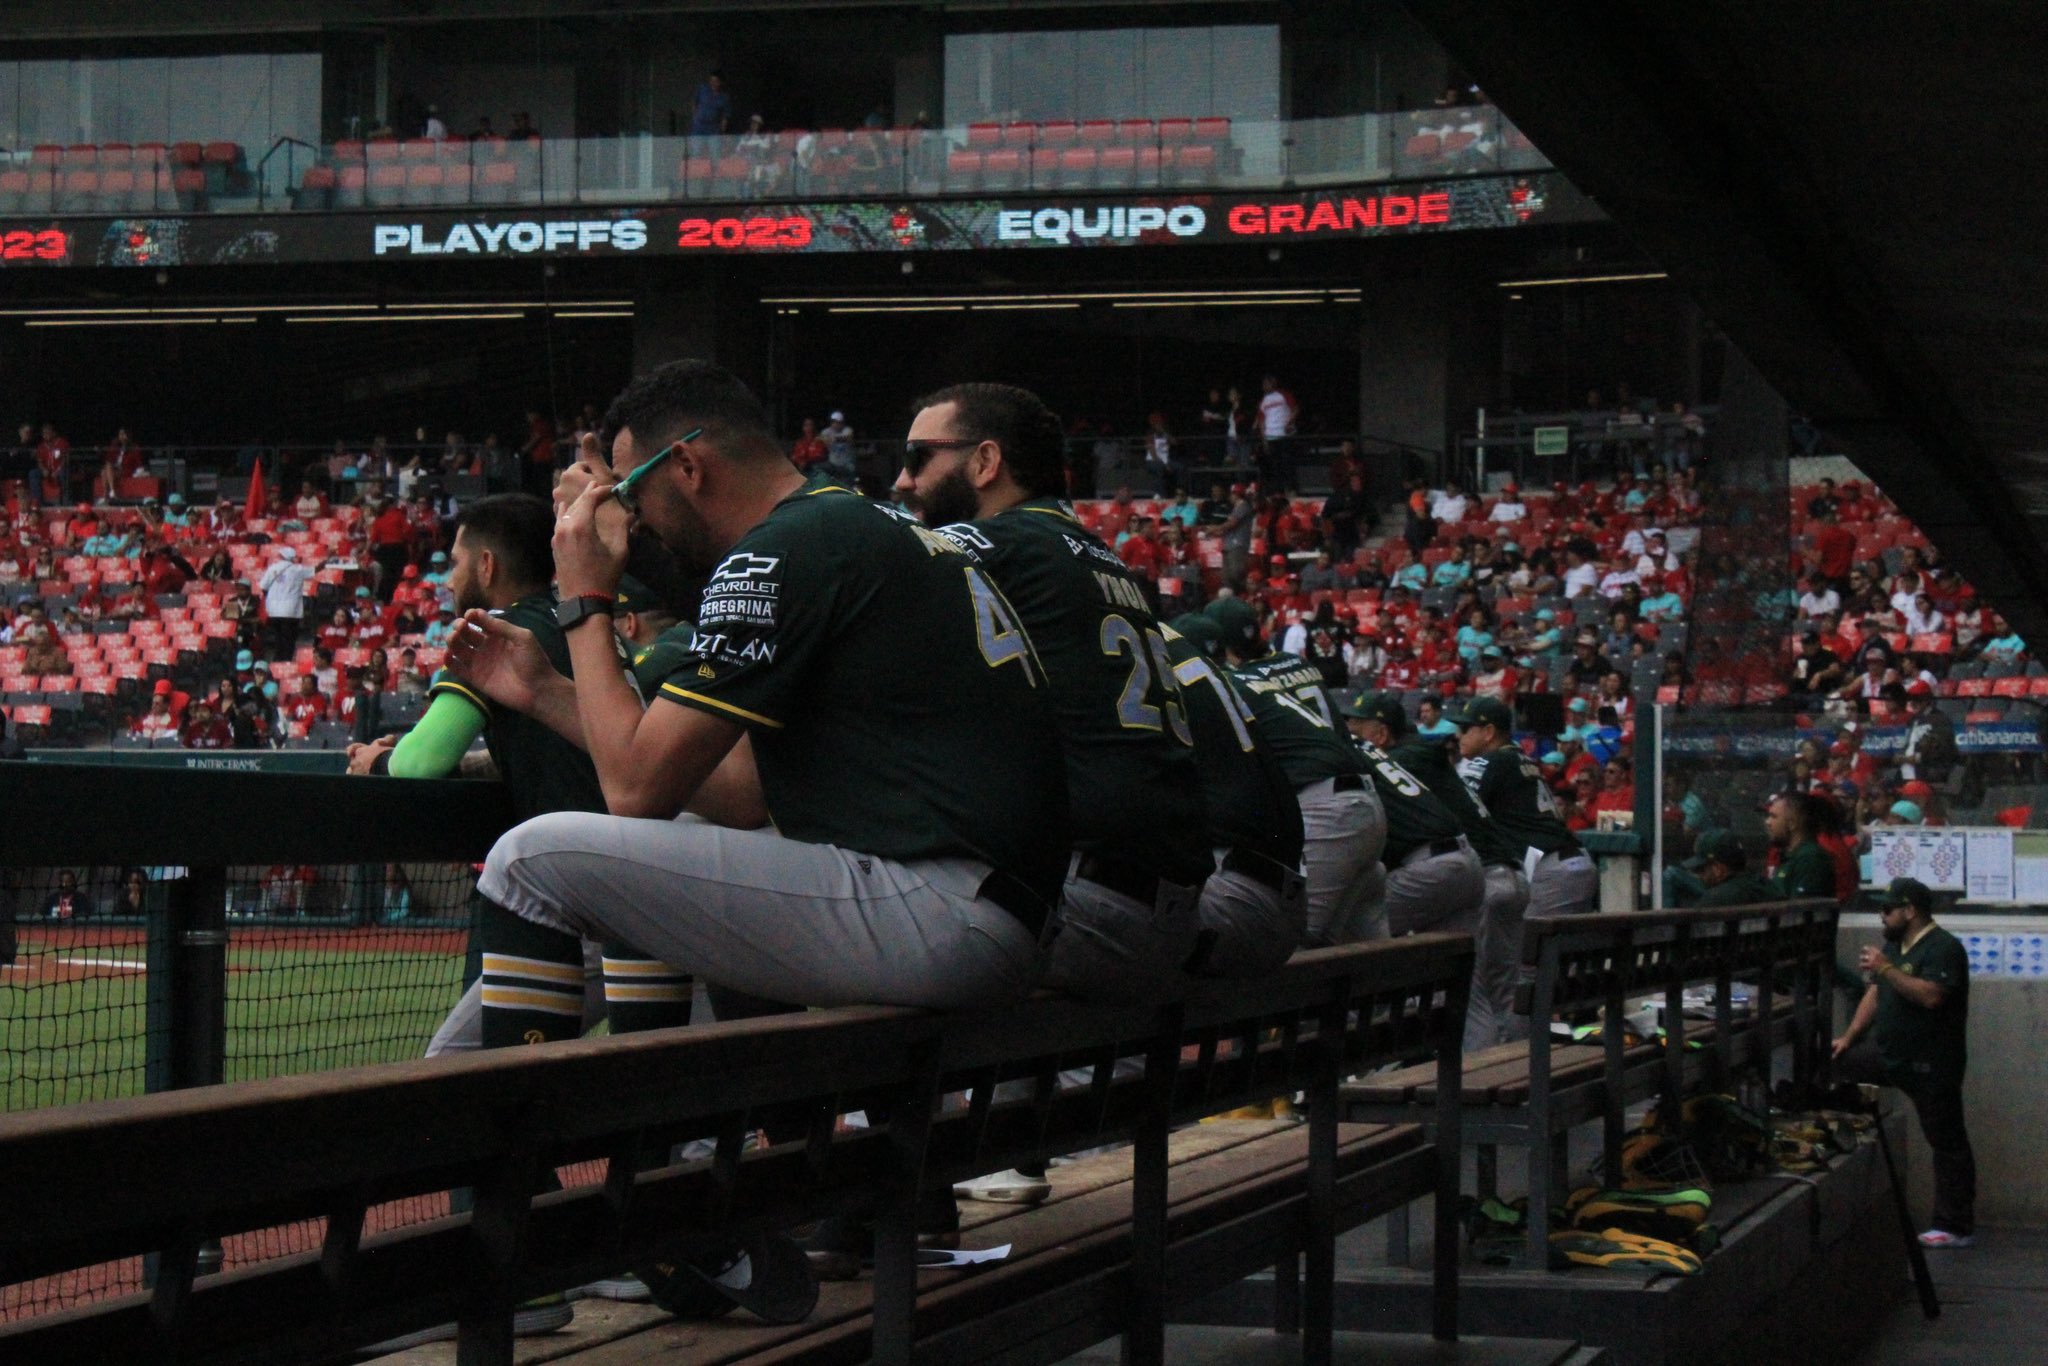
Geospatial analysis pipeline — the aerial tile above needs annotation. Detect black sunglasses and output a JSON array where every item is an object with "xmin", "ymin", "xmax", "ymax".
[{"xmin": 902, "ymin": 437, "xmax": 982, "ymax": 477}]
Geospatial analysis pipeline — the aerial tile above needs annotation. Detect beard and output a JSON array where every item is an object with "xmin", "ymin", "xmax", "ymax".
[
  {"xmin": 1882, "ymin": 917, "xmax": 1908, "ymax": 943},
  {"xmin": 655, "ymin": 492, "xmax": 724, "ymax": 579},
  {"xmin": 907, "ymin": 465, "xmax": 981, "ymax": 529}
]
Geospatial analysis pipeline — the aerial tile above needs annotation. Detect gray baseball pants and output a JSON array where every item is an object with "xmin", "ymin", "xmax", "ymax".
[
  {"xmin": 1299, "ymin": 777, "xmax": 1387, "ymax": 946},
  {"xmin": 1494, "ymin": 849, "xmax": 1598, "ymax": 1043},
  {"xmin": 1466, "ymin": 863, "xmax": 1532, "ymax": 1050},
  {"xmin": 1043, "ymin": 855, "xmax": 1204, "ymax": 1002},
  {"xmin": 424, "ymin": 810, "xmax": 1046, "ymax": 1057},
  {"xmin": 1382, "ymin": 837, "xmax": 1486, "ymax": 939},
  {"xmin": 1188, "ymin": 847, "xmax": 1306, "ymax": 978}
]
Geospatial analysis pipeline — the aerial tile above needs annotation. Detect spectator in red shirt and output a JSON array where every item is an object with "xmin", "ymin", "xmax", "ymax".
[
  {"xmin": 35, "ymin": 423, "xmax": 71, "ymax": 505},
  {"xmin": 1116, "ymin": 516, "xmax": 1161, "ymax": 580},
  {"xmin": 367, "ymin": 495, "xmax": 412, "ymax": 601},
  {"xmin": 281, "ymin": 675, "xmax": 328, "ymax": 736},
  {"xmin": 790, "ymin": 417, "xmax": 828, "ymax": 472},
  {"xmin": 1589, "ymin": 756, "xmax": 1635, "ymax": 818},
  {"xmin": 1380, "ymin": 643, "xmax": 1422, "ymax": 690},
  {"xmin": 523, "ymin": 409, "xmax": 558, "ymax": 496},
  {"xmin": 140, "ymin": 544, "xmax": 195, "ymax": 598},
  {"xmin": 316, "ymin": 606, "xmax": 353, "ymax": 654},
  {"xmin": 1558, "ymin": 781, "xmax": 1596, "ymax": 833},
  {"xmin": 1811, "ymin": 507, "xmax": 1856, "ymax": 588},
  {"xmin": 180, "ymin": 698, "xmax": 233, "ymax": 749}
]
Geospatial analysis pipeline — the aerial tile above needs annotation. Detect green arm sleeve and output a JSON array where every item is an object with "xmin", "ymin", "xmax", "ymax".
[{"xmin": 387, "ymin": 691, "xmax": 488, "ymax": 779}]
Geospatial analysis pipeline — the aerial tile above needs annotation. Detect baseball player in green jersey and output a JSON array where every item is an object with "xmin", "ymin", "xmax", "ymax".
[
  {"xmin": 1331, "ymin": 690, "xmax": 1484, "ymax": 939},
  {"xmin": 1343, "ymin": 690, "xmax": 1527, "ymax": 1047},
  {"xmin": 1684, "ymin": 830, "xmax": 1779, "ymax": 908},
  {"xmin": 895, "ymin": 382, "xmax": 1210, "ymax": 1000},
  {"xmin": 438, "ymin": 361, "xmax": 1067, "ymax": 1035},
  {"xmin": 1165, "ymin": 613, "xmax": 1308, "ymax": 976},
  {"xmin": 1203, "ymin": 596, "xmax": 1388, "ymax": 945},
  {"xmin": 1764, "ymin": 792, "xmax": 1835, "ymax": 899}
]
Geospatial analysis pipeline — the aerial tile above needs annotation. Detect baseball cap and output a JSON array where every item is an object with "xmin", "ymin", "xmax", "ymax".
[
  {"xmin": 1534, "ymin": 608, "xmax": 1555, "ymax": 622},
  {"xmin": 829, "ymin": 410, "xmax": 845, "ymax": 421},
  {"xmin": 1905, "ymin": 679, "xmax": 1933, "ymax": 698},
  {"xmin": 402, "ymin": 564, "xmax": 419, "ymax": 579},
  {"xmin": 277, "ymin": 545, "xmax": 297, "ymax": 562},
  {"xmin": 430, "ymin": 551, "xmax": 448, "ymax": 565},
  {"xmin": 355, "ymin": 586, "xmax": 373, "ymax": 598},
  {"xmin": 153, "ymin": 678, "xmax": 173, "ymax": 697},
  {"xmin": 1889, "ymin": 800, "xmax": 1924, "ymax": 823},
  {"xmin": 1451, "ymin": 696, "xmax": 1514, "ymax": 732},
  {"xmin": 1167, "ymin": 612, "xmax": 1225, "ymax": 660},
  {"xmin": 1480, "ymin": 644, "xmax": 1504, "ymax": 660},
  {"xmin": 234, "ymin": 649, "xmax": 254, "ymax": 670},
  {"xmin": 1539, "ymin": 750, "xmax": 1564, "ymax": 767},
  {"xmin": 1205, "ymin": 597, "xmax": 1261, "ymax": 652},
  {"xmin": 167, "ymin": 493, "xmax": 185, "ymax": 507},
  {"xmin": 614, "ymin": 574, "xmax": 655, "ymax": 612},
  {"xmin": 1502, "ymin": 541, "xmax": 1522, "ymax": 555},
  {"xmin": 1685, "ymin": 829, "xmax": 1745, "ymax": 871},
  {"xmin": 1567, "ymin": 697, "xmax": 1590, "ymax": 715},
  {"xmin": 1885, "ymin": 877, "xmax": 1932, "ymax": 911},
  {"xmin": 1342, "ymin": 690, "xmax": 1411, "ymax": 734}
]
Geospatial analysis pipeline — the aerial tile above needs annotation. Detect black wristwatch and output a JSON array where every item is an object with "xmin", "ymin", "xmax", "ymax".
[{"xmin": 555, "ymin": 593, "xmax": 616, "ymax": 632}]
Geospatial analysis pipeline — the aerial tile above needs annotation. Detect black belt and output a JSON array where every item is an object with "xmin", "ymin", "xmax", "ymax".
[
  {"xmin": 977, "ymin": 869, "xmax": 1053, "ymax": 940},
  {"xmin": 1072, "ymin": 852, "xmax": 1168, "ymax": 908},
  {"xmin": 1425, "ymin": 836, "xmax": 1464, "ymax": 857},
  {"xmin": 1332, "ymin": 772, "xmax": 1365, "ymax": 792},
  {"xmin": 1221, "ymin": 846, "xmax": 1294, "ymax": 894}
]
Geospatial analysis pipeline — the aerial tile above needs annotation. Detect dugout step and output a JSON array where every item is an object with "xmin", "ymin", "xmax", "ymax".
[
  {"xmin": 1178, "ymin": 1113, "xmax": 1911, "ymax": 1366},
  {"xmin": 1060, "ymin": 1326, "xmax": 1608, "ymax": 1364}
]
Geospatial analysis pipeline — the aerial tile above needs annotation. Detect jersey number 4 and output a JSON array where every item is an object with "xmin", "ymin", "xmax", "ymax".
[
  {"xmin": 965, "ymin": 567, "xmax": 1042, "ymax": 685},
  {"xmin": 1101, "ymin": 615, "xmax": 1192, "ymax": 745}
]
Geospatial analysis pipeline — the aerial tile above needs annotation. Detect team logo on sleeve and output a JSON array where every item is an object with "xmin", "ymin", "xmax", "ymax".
[{"xmin": 711, "ymin": 552, "xmax": 782, "ymax": 582}]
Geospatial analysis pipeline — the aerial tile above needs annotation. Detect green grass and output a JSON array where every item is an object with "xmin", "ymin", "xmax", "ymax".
[{"xmin": 2, "ymin": 947, "xmax": 466, "ymax": 1112}]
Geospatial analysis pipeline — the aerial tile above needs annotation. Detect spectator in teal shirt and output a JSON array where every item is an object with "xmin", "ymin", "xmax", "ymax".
[
  {"xmin": 1528, "ymin": 607, "xmax": 1563, "ymax": 653},
  {"xmin": 1430, "ymin": 547, "xmax": 1472, "ymax": 589},
  {"xmin": 1640, "ymin": 576, "xmax": 1685, "ymax": 623},
  {"xmin": 1455, "ymin": 606, "xmax": 1495, "ymax": 662},
  {"xmin": 1392, "ymin": 548, "xmax": 1429, "ymax": 592}
]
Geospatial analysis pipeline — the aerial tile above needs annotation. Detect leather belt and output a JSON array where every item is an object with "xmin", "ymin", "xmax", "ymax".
[
  {"xmin": 1072, "ymin": 852, "xmax": 1168, "ymax": 908},
  {"xmin": 1332, "ymin": 772, "xmax": 1365, "ymax": 792},
  {"xmin": 977, "ymin": 869, "xmax": 1053, "ymax": 940},
  {"xmin": 1221, "ymin": 846, "xmax": 1294, "ymax": 893}
]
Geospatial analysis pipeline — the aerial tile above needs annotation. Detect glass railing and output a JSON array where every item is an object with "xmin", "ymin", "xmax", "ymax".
[{"xmin": 0, "ymin": 106, "xmax": 1550, "ymax": 217}]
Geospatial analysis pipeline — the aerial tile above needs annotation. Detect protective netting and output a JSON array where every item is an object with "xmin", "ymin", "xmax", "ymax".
[{"xmin": 3, "ymin": 861, "xmax": 495, "ymax": 1323}]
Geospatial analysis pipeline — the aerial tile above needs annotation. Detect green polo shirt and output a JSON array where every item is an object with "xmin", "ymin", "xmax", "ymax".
[
  {"xmin": 1770, "ymin": 839, "xmax": 1834, "ymax": 899},
  {"xmin": 1876, "ymin": 924, "xmax": 1970, "ymax": 1089}
]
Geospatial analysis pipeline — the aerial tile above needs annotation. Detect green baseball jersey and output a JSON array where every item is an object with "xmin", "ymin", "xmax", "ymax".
[
  {"xmin": 1351, "ymin": 737, "xmax": 1461, "ymax": 864},
  {"xmin": 1391, "ymin": 737, "xmax": 1524, "ymax": 868},
  {"xmin": 1877, "ymin": 925, "xmax": 1969, "ymax": 1088},
  {"xmin": 1455, "ymin": 745, "xmax": 1582, "ymax": 860},
  {"xmin": 1770, "ymin": 839, "xmax": 1835, "ymax": 899},
  {"xmin": 656, "ymin": 479, "xmax": 1069, "ymax": 905},
  {"xmin": 944, "ymin": 499, "xmax": 1210, "ymax": 886},
  {"xmin": 1694, "ymin": 870, "xmax": 1780, "ymax": 908},
  {"xmin": 1225, "ymin": 651, "xmax": 1369, "ymax": 790},
  {"xmin": 427, "ymin": 591, "xmax": 610, "ymax": 822},
  {"xmin": 629, "ymin": 620, "xmax": 696, "ymax": 697},
  {"xmin": 1162, "ymin": 624, "xmax": 1303, "ymax": 868}
]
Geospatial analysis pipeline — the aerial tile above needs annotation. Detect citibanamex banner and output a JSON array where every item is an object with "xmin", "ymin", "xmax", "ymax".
[{"xmin": 0, "ymin": 174, "xmax": 1591, "ymax": 268}]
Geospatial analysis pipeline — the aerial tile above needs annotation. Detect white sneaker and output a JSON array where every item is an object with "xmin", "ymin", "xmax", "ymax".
[
  {"xmin": 360, "ymin": 1293, "xmax": 574, "ymax": 1354},
  {"xmin": 578, "ymin": 1275, "xmax": 652, "ymax": 1301},
  {"xmin": 952, "ymin": 1168, "xmax": 1052, "ymax": 1205},
  {"xmin": 1917, "ymin": 1229, "xmax": 1974, "ymax": 1249}
]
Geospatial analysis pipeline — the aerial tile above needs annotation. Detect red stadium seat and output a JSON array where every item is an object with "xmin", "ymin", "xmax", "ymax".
[
  {"xmin": 365, "ymin": 138, "xmax": 401, "ymax": 163},
  {"xmin": 1157, "ymin": 118, "xmax": 1195, "ymax": 144},
  {"xmin": 437, "ymin": 163, "xmax": 472, "ymax": 202},
  {"xmin": 1404, "ymin": 133, "xmax": 1442, "ymax": 160},
  {"xmin": 1056, "ymin": 147, "xmax": 1098, "ymax": 184},
  {"xmin": 30, "ymin": 144, "xmax": 63, "ymax": 168},
  {"xmin": 367, "ymin": 165, "xmax": 406, "ymax": 205},
  {"xmin": 61, "ymin": 144, "xmax": 97, "ymax": 168},
  {"xmin": 1993, "ymin": 677, "xmax": 2030, "ymax": 698},
  {"xmin": 170, "ymin": 141, "xmax": 204, "ymax": 167},
  {"xmin": 300, "ymin": 166, "xmax": 337, "ymax": 190},
  {"xmin": 403, "ymin": 164, "xmax": 444, "ymax": 204},
  {"xmin": 981, "ymin": 149, "xmax": 1023, "ymax": 187},
  {"xmin": 1117, "ymin": 119, "xmax": 1156, "ymax": 145},
  {"xmin": 1440, "ymin": 130, "xmax": 1478, "ymax": 155},
  {"xmin": 202, "ymin": 141, "xmax": 240, "ymax": 166},
  {"xmin": 1957, "ymin": 678, "xmax": 1993, "ymax": 697},
  {"xmin": 1173, "ymin": 144, "xmax": 1217, "ymax": 178},
  {"xmin": 1000, "ymin": 122, "xmax": 1035, "ymax": 149},
  {"xmin": 1193, "ymin": 117, "xmax": 1231, "ymax": 143},
  {"xmin": 400, "ymin": 138, "xmax": 438, "ymax": 162},
  {"xmin": 1078, "ymin": 120, "xmax": 1116, "ymax": 147},
  {"xmin": 335, "ymin": 165, "xmax": 368, "ymax": 205},
  {"xmin": 1135, "ymin": 147, "xmax": 1169, "ymax": 178},
  {"xmin": 171, "ymin": 167, "xmax": 206, "ymax": 199},
  {"xmin": 1096, "ymin": 146, "xmax": 1136, "ymax": 184},
  {"xmin": 1037, "ymin": 121, "xmax": 1078, "ymax": 149},
  {"xmin": 332, "ymin": 139, "xmax": 366, "ymax": 164},
  {"xmin": 944, "ymin": 149, "xmax": 982, "ymax": 183},
  {"xmin": 966, "ymin": 123, "xmax": 1001, "ymax": 149}
]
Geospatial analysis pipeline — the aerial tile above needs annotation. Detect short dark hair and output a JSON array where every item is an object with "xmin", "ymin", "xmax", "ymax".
[
  {"xmin": 603, "ymin": 359, "xmax": 779, "ymax": 464},
  {"xmin": 915, "ymin": 382, "xmax": 1066, "ymax": 498},
  {"xmin": 453, "ymin": 494, "xmax": 554, "ymax": 592}
]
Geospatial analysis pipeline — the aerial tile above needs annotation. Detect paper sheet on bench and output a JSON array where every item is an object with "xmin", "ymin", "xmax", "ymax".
[{"xmin": 917, "ymin": 1245, "xmax": 1012, "ymax": 1267}]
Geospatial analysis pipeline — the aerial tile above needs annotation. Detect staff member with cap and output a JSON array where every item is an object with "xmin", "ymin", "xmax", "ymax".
[
  {"xmin": 1685, "ymin": 830, "xmax": 1777, "ymax": 907},
  {"xmin": 1832, "ymin": 877, "xmax": 1976, "ymax": 1249},
  {"xmin": 1453, "ymin": 697, "xmax": 1597, "ymax": 927},
  {"xmin": 1356, "ymin": 691, "xmax": 1534, "ymax": 1047},
  {"xmin": 1333, "ymin": 689, "xmax": 1483, "ymax": 938}
]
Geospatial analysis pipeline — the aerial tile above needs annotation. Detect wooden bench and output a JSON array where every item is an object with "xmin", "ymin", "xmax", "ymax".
[
  {"xmin": 0, "ymin": 934, "xmax": 1474, "ymax": 1366},
  {"xmin": 1344, "ymin": 900, "xmax": 1838, "ymax": 1266}
]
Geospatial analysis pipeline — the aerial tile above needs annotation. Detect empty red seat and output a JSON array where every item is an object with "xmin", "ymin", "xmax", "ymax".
[
  {"xmin": 1157, "ymin": 118, "xmax": 1194, "ymax": 144},
  {"xmin": 945, "ymin": 149, "xmax": 982, "ymax": 177},
  {"xmin": 1404, "ymin": 133, "xmax": 1441, "ymax": 158},
  {"xmin": 0, "ymin": 170, "xmax": 30, "ymax": 195},
  {"xmin": 714, "ymin": 155, "xmax": 749, "ymax": 182},
  {"xmin": 61, "ymin": 169, "xmax": 98, "ymax": 193},
  {"xmin": 1096, "ymin": 146, "xmax": 1136, "ymax": 177},
  {"xmin": 477, "ymin": 160, "xmax": 519, "ymax": 187},
  {"xmin": 300, "ymin": 166, "xmax": 337, "ymax": 190},
  {"xmin": 1174, "ymin": 144, "xmax": 1217, "ymax": 175},
  {"xmin": 172, "ymin": 168, "xmax": 206, "ymax": 194},
  {"xmin": 400, "ymin": 138, "xmax": 438, "ymax": 162},
  {"xmin": 30, "ymin": 144, "xmax": 63, "ymax": 168},
  {"xmin": 133, "ymin": 142, "xmax": 168, "ymax": 166},
  {"xmin": 437, "ymin": 134, "xmax": 469, "ymax": 159},
  {"xmin": 99, "ymin": 169, "xmax": 137, "ymax": 197},
  {"xmin": 966, "ymin": 123, "xmax": 1001, "ymax": 149},
  {"xmin": 332, "ymin": 139, "xmax": 366, "ymax": 163},
  {"xmin": 368, "ymin": 165, "xmax": 406, "ymax": 191},
  {"xmin": 1038, "ymin": 121, "xmax": 1079, "ymax": 148},
  {"xmin": 982, "ymin": 149, "xmax": 1023, "ymax": 177},
  {"xmin": 171, "ymin": 141, "xmax": 204, "ymax": 166},
  {"xmin": 1193, "ymin": 117, "xmax": 1231, "ymax": 142},
  {"xmin": 1058, "ymin": 147, "xmax": 1098, "ymax": 175},
  {"xmin": 337, "ymin": 165, "xmax": 369, "ymax": 191},
  {"xmin": 1135, "ymin": 147, "xmax": 1170, "ymax": 175},
  {"xmin": 1440, "ymin": 130, "xmax": 1478, "ymax": 155},
  {"xmin": 1116, "ymin": 119, "xmax": 1155, "ymax": 144},
  {"xmin": 62, "ymin": 144, "xmax": 97, "ymax": 167},
  {"xmin": 679, "ymin": 156, "xmax": 713, "ymax": 184},
  {"xmin": 98, "ymin": 142, "xmax": 132, "ymax": 164},
  {"xmin": 474, "ymin": 136, "xmax": 508, "ymax": 159},
  {"xmin": 1001, "ymin": 122, "xmax": 1035, "ymax": 148},
  {"xmin": 365, "ymin": 139, "xmax": 401, "ymax": 162},
  {"xmin": 405, "ymin": 164, "xmax": 443, "ymax": 189},
  {"xmin": 1078, "ymin": 120, "xmax": 1116, "ymax": 146}
]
